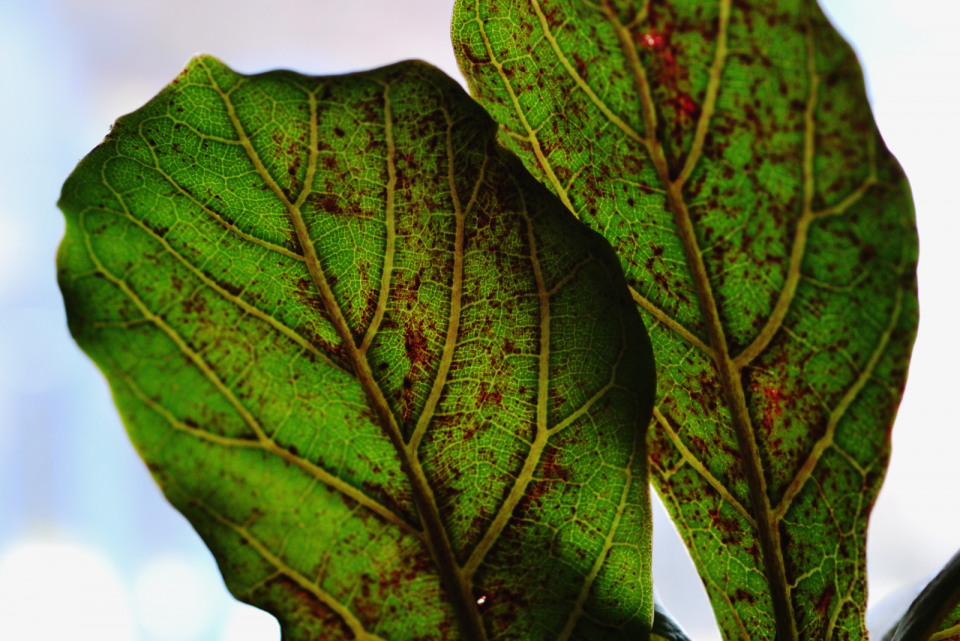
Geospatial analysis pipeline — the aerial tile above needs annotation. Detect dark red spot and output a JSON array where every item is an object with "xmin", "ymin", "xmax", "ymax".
[{"xmin": 478, "ymin": 382, "xmax": 503, "ymax": 407}]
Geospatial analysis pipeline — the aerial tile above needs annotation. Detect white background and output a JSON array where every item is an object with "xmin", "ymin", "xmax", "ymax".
[{"xmin": 0, "ymin": 1, "xmax": 955, "ymax": 639}]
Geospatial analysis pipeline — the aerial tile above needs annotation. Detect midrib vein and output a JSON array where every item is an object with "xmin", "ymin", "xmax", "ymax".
[
  {"xmin": 204, "ymin": 63, "xmax": 488, "ymax": 641},
  {"xmin": 501, "ymin": 4, "xmax": 793, "ymax": 630},
  {"xmin": 601, "ymin": 5, "xmax": 798, "ymax": 640},
  {"xmin": 476, "ymin": 1, "xmax": 708, "ymax": 359}
]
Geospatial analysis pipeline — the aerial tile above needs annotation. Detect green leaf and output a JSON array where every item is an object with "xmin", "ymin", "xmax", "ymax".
[
  {"xmin": 886, "ymin": 551, "xmax": 960, "ymax": 641},
  {"xmin": 651, "ymin": 591, "xmax": 692, "ymax": 641},
  {"xmin": 930, "ymin": 604, "xmax": 960, "ymax": 641},
  {"xmin": 57, "ymin": 56, "xmax": 657, "ymax": 640},
  {"xmin": 451, "ymin": 1, "xmax": 918, "ymax": 639}
]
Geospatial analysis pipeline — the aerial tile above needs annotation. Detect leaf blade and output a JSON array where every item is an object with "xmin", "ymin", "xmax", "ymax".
[
  {"xmin": 888, "ymin": 551, "xmax": 960, "ymax": 641},
  {"xmin": 58, "ymin": 57, "xmax": 657, "ymax": 640},
  {"xmin": 452, "ymin": 1, "xmax": 919, "ymax": 639}
]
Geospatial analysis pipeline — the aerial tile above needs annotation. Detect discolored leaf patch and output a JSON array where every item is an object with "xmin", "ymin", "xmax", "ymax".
[
  {"xmin": 58, "ymin": 56, "xmax": 656, "ymax": 640},
  {"xmin": 452, "ymin": 1, "xmax": 918, "ymax": 639}
]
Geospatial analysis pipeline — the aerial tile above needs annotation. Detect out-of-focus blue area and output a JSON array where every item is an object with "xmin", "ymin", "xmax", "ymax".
[
  {"xmin": 0, "ymin": 0, "xmax": 956, "ymax": 639},
  {"xmin": 0, "ymin": 2, "xmax": 261, "ymax": 639}
]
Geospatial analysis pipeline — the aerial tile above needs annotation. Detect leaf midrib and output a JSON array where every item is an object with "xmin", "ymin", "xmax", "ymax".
[
  {"xmin": 85, "ymin": 58, "xmax": 644, "ymax": 639},
  {"xmin": 466, "ymin": 1, "xmax": 910, "ymax": 639},
  {"xmin": 476, "ymin": 1, "xmax": 796, "ymax": 638},
  {"xmin": 76, "ymin": 169, "xmax": 426, "ymax": 548},
  {"xmin": 472, "ymin": 0, "xmax": 798, "ymax": 634},
  {"xmin": 201, "ymin": 61, "xmax": 492, "ymax": 641},
  {"xmin": 65, "ymin": 53, "xmax": 645, "ymax": 639}
]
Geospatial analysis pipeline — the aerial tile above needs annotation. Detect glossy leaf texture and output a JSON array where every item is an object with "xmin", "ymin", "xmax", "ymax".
[
  {"xmin": 57, "ymin": 56, "xmax": 657, "ymax": 641},
  {"xmin": 452, "ymin": 1, "xmax": 918, "ymax": 639}
]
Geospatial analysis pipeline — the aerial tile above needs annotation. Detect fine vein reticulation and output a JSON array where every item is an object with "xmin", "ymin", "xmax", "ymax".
[
  {"xmin": 58, "ymin": 57, "xmax": 657, "ymax": 640},
  {"xmin": 453, "ymin": 0, "xmax": 918, "ymax": 639}
]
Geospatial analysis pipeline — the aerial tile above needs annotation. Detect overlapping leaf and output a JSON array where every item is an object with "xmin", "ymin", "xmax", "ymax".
[
  {"xmin": 57, "ymin": 57, "xmax": 657, "ymax": 640},
  {"xmin": 931, "ymin": 605, "xmax": 960, "ymax": 641},
  {"xmin": 887, "ymin": 551, "xmax": 960, "ymax": 641},
  {"xmin": 452, "ymin": 1, "xmax": 918, "ymax": 639}
]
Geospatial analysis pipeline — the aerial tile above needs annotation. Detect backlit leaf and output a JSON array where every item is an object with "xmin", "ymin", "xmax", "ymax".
[
  {"xmin": 57, "ymin": 56, "xmax": 657, "ymax": 640},
  {"xmin": 452, "ymin": 1, "xmax": 918, "ymax": 639}
]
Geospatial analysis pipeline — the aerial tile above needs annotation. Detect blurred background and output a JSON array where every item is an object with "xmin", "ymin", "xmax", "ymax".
[{"xmin": 0, "ymin": 0, "xmax": 956, "ymax": 639}]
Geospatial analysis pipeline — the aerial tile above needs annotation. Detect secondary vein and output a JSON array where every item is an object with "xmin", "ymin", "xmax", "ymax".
[
  {"xmin": 135, "ymin": 123, "xmax": 306, "ymax": 262},
  {"xmin": 462, "ymin": 181, "xmax": 552, "ymax": 579},
  {"xmin": 773, "ymin": 266, "xmax": 905, "ymax": 521},
  {"xmin": 408, "ymin": 101, "xmax": 483, "ymax": 454},
  {"xmin": 359, "ymin": 80, "xmax": 398, "ymax": 354},
  {"xmin": 556, "ymin": 425, "xmax": 641, "ymax": 641},
  {"xmin": 630, "ymin": 286, "xmax": 713, "ymax": 357},
  {"xmin": 81, "ymin": 210, "xmax": 420, "ymax": 538},
  {"xmin": 653, "ymin": 407, "xmax": 756, "ymax": 528},
  {"xmin": 734, "ymin": 28, "xmax": 876, "ymax": 370},
  {"xmin": 203, "ymin": 62, "xmax": 488, "ymax": 641},
  {"xmin": 91, "ymin": 201, "xmax": 350, "ymax": 377},
  {"xmin": 473, "ymin": 5, "xmax": 578, "ymax": 214},
  {"xmin": 600, "ymin": 4, "xmax": 797, "ymax": 639},
  {"xmin": 194, "ymin": 498, "xmax": 387, "ymax": 641}
]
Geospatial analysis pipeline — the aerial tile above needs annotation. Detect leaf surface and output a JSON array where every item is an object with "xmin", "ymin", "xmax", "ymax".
[
  {"xmin": 651, "ymin": 591, "xmax": 692, "ymax": 641},
  {"xmin": 930, "ymin": 605, "xmax": 960, "ymax": 641},
  {"xmin": 451, "ymin": 1, "xmax": 919, "ymax": 639},
  {"xmin": 57, "ymin": 56, "xmax": 657, "ymax": 641},
  {"xmin": 887, "ymin": 551, "xmax": 960, "ymax": 641}
]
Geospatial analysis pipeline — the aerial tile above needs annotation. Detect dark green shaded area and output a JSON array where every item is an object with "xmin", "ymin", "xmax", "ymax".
[
  {"xmin": 452, "ymin": 1, "xmax": 918, "ymax": 639},
  {"xmin": 887, "ymin": 551, "xmax": 960, "ymax": 641},
  {"xmin": 932, "ymin": 604, "xmax": 960, "ymax": 641},
  {"xmin": 58, "ymin": 56, "xmax": 656, "ymax": 640},
  {"xmin": 652, "ymin": 598, "xmax": 692, "ymax": 641}
]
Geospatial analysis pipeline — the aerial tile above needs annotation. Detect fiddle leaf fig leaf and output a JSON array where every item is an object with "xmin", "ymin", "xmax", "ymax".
[
  {"xmin": 452, "ymin": 1, "xmax": 918, "ymax": 640},
  {"xmin": 886, "ymin": 551, "xmax": 960, "ymax": 641},
  {"xmin": 930, "ymin": 605, "xmax": 960, "ymax": 641},
  {"xmin": 57, "ymin": 56, "xmax": 657, "ymax": 640},
  {"xmin": 651, "ymin": 591, "xmax": 692, "ymax": 641}
]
